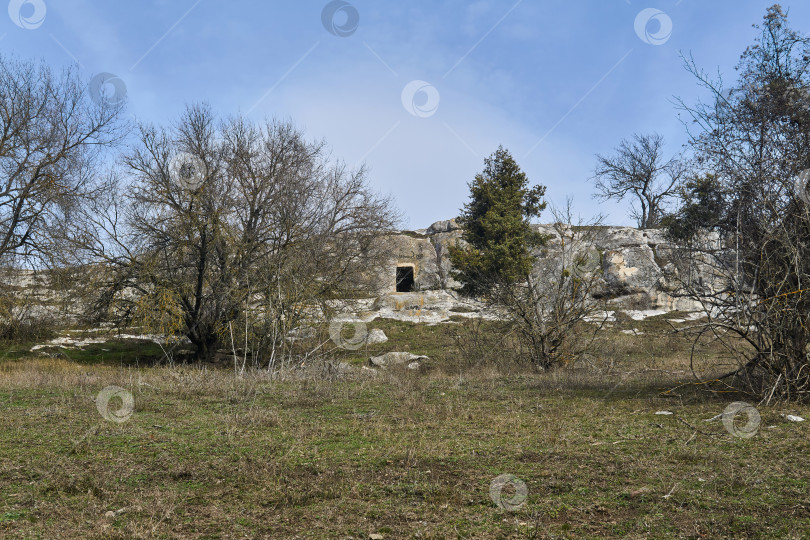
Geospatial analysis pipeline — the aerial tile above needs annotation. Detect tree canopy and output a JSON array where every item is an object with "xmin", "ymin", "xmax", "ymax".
[{"xmin": 449, "ymin": 147, "xmax": 546, "ymax": 296}]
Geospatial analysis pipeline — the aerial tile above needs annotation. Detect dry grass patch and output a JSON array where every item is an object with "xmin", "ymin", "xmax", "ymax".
[{"xmin": 1, "ymin": 341, "xmax": 809, "ymax": 538}]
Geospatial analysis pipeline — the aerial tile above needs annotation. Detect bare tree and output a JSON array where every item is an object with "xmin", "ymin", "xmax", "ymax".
[
  {"xmin": 592, "ymin": 133, "xmax": 685, "ymax": 229},
  {"xmin": 668, "ymin": 5, "xmax": 810, "ymax": 401},
  {"xmin": 68, "ymin": 104, "xmax": 399, "ymax": 364},
  {"xmin": 0, "ymin": 54, "xmax": 126, "ymax": 265}
]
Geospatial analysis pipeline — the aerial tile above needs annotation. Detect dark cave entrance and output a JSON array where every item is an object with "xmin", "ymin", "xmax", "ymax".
[{"xmin": 396, "ymin": 266, "xmax": 415, "ymax": 292}]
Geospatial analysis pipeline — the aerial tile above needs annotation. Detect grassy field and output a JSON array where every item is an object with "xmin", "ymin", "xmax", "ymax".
[{"xmin": 1, "ymin": 317, "xmax": 809, "ymax": 539}]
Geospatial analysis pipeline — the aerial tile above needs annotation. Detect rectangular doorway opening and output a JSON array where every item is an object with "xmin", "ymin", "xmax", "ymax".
[{"xmin": 396, "ymin": 266, "xmax": 414, "ymax": 292}]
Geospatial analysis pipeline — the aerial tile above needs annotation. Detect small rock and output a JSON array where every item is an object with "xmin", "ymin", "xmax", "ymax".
[
  {"xmin": 369, "ymin": 534, "xmax": 384, "ymax": 540},
  {"xmin": 107, "ymin": 506, "xmax": 133, "ymax": 518},
  {"xmin": 628, "ymin": 487, "xmax": 650, "ymax": 498},
  {"xmin": 654, "ymin": 411, "xmax": 673, "ymax": 415},
  {"xmin": 365, "ymin": 328, "xmax": 388, "ymax": 344},
  {"xmin": 783, "ymin": 414, "xmax": 805, "ymax": 422}
]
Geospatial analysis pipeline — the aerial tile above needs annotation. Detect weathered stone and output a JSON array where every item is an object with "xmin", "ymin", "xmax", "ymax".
[
  {"xmin": 602, "ymin": 245, "xmax": 661, "ymax": 296},
  {"xmin": 372, "ymin": 290, "xmax": 457, "ymax": 312},
  {"xmin": 369, "ymin": 352, "xmax": 428, "ymax": 367},
  {"xmin": 375, "ymin": 220, "xmax": 722, "ymax": 315},
  {"xmin": 285, "ymin": 325, "xmax": 316, "ymax": 342},
  {"xmin": 369, "ymin": 290, "xmax": 497, "ymax": 324},
  {"xmin": 425, "ymin": 219, "xmax": 459, "ymax": 235},
  {"xmin": 365, "ymin": 328, "xmax": 388, "ymax": 344}
]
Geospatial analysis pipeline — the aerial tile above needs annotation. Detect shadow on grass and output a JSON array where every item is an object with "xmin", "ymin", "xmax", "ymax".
[
  {"xmin": 0, "ymin": 339, "xmax": 170, "ymax": 367},
  {"xmin": 518, "ymin": 366, "xmax": 750, "ymax": 406}
]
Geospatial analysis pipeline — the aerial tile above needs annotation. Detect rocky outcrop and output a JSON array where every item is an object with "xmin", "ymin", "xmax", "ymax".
[
  {"xmin": 425, "ymin": 219, "xmax": 460, "ymax": 235},
  {"xmin": 380, "ymin": 220, "xmax": 715, "ymax": 313},
  {"xmin": 3, "ymin": 221, "xmax": 717, "ymax": 332}
]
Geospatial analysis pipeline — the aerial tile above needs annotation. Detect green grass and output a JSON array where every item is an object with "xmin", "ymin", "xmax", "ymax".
[
  {"xmin": 31, "ymin": 340, "xmax": 167, "ymax": 366},
  {"xmin": 0, "ymin": 321, "xmax": 808, "ymax": 538}
]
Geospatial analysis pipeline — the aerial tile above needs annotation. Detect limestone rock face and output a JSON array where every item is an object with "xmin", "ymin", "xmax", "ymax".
[
  {"xmin": 602, "ymin": 245, "xmax": 661, "ymax": 297},
  {"xmin": 380, "ymin": 229, "xmax": 463, "ymax": 292},
  {"xmin": 382, "ymin": 233, "xmax": 442, "ymax": 291},
  {"xmin": 368, "ymin": 290, "xmax": 495, "ymax": 324},
  {"xmin": 380, "ymin": 221, "xmax": 720, "ymax": 313}
]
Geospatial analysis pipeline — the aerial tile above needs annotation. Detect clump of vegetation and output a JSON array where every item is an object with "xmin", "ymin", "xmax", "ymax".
[
  {"xmin": 63, "ymin": 106, "xmax": 399, "ymax": 365},
  {"xmin": 449, "ymin": 146, "xmax": 547, "ymax": 296},
  {"xmin": 449, "ymin": 148, "xmax": 607, "ymax": 369},
  {"xmin": 664, "ymin": 5, "xmax": 810, "ymax": 401}
]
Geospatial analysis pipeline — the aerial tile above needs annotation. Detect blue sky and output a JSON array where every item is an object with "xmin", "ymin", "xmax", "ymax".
[{"xmin": 2, "ymin": 0, "xmax": 808, "ymax": 228}]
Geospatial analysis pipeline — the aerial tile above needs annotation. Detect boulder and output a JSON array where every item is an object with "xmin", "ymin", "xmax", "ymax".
[
  {"xmin": 365, "ymin": 328, "xmax": 388, "ymax": 344},
  {"xmin": 425, "ymin": 219, "xmax": 459, "ymax": 235},
  {"xmin": 369, "ymin": 352, "xmax": 428, "ymax": 367}
]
